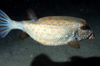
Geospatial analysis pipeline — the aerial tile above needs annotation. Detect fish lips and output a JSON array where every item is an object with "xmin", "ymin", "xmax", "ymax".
[{"xmin": 87, "ymin": 32, "xmax": 95, "ymax": 40}]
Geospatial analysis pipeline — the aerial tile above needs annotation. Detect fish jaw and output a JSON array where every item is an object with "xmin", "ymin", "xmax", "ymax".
[
  {"xmin": 76, "ymin": 30, "xmax": 94, "ymax": 41},
  {"xmin": 87, "ymin": 33, "xmax": 95, "ymax": 40}
]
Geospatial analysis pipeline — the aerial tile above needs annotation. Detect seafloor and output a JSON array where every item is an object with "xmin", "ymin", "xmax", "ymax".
[{"xmin": 0, "ymin": 2, "xmax": 100, "ymax": 66}]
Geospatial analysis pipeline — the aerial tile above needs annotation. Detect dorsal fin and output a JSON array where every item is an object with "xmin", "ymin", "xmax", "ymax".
[
  {"xmin": 27, "ymin": 9, "xmax": 38, "ymax": 21},
  {"xmin": 19, "ymin": 9, "xmax": 38, "ymax": 39}
]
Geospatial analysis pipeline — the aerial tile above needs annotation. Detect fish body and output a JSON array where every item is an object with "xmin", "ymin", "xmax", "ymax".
[
  {"xmin": 22, "ymin": 16, "xmax": 87, "ymax": 45},
  {"xmin": 0, "ymin": 10, "xmax": 95, "ymax": 48}
]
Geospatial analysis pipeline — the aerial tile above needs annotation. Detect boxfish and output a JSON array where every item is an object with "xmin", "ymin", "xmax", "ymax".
[{"xmin": 0, "ymin": 9, "xmax": 95, "ymax": 49}]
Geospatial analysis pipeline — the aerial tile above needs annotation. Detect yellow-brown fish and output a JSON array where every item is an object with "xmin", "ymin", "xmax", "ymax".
[{"xmin": 0, "ymin": 10, "xmax": 95, "ymax": 48}]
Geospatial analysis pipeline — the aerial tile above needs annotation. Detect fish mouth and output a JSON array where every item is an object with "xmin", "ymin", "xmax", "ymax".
[{"xmin": 87, "ymin": 33, "xmax": 95, "ymax": 40}]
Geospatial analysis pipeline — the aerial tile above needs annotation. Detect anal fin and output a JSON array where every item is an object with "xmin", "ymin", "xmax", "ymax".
[{"xmin": 19, "ymin": 32, "xmax": 29, "ymax": 39}]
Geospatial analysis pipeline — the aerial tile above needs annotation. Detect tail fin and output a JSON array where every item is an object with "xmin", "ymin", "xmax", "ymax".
[{"xmin": 0, "ymin": 10, "xmax": 12, "ymax": 38}]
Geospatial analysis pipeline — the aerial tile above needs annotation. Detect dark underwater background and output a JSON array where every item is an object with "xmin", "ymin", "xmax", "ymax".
[{"xmin": 0, "ymin": 0, "xmax": 100, "ymax": 66}]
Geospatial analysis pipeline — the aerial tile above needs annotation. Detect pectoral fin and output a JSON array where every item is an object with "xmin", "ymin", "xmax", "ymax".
[
  {"xmin": 19, "ymin": 32, "xmax": 29, "ymax": 39},
  {"xmin": 68, "ymin": 40, "xmax": 80, "ymax": 49}
]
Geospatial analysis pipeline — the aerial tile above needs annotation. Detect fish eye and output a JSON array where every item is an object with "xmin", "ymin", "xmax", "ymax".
[{"xmin": 80, "ymin": 25, "xmax": 90, "ymax": 30}]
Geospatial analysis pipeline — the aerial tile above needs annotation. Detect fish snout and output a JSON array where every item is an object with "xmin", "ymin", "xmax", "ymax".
[{"xmin": 88, "ymin": 32, "xmax": 95, "ymax": 40}]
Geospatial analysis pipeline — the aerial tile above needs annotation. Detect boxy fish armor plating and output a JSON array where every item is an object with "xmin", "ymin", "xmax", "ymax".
[{"xmin": 0, "ymin": 10, "xmax": 95, "ymax": 48}]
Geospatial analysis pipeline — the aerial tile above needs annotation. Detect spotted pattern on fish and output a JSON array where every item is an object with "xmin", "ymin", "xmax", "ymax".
[
  {"xmin": 0, "ymin": 10, "xmax": 95, "ymax": 48},
  {"xmin": 22, "ymin": 16, "xmax": 90, "ymax": 46}
]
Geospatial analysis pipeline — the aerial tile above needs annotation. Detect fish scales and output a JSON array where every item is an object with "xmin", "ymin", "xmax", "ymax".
[{"xmin": 22, "ymin": 16, "xmax": 86, "ymax": 46}]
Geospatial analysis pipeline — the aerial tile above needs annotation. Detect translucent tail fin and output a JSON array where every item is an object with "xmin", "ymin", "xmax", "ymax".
[{"xmin": 0, "ymin": 10, "xmax": 12, "ymax": 38}]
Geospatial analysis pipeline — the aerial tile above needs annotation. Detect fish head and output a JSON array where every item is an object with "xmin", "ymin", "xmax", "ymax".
[{"xmin": 76, "ymin": 24, "xmax": 95, "ymax": 41}]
